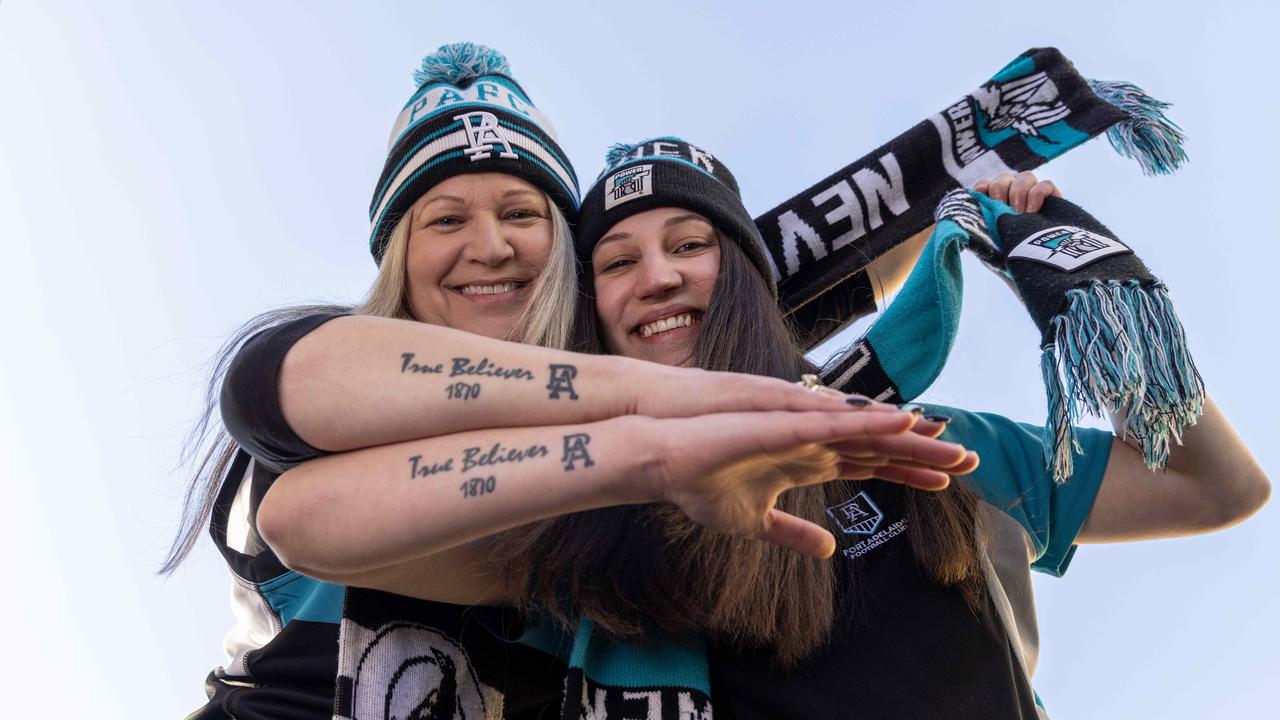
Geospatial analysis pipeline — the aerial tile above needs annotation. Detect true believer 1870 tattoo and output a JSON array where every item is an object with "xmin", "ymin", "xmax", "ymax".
[
  {"xmin": 445, "ymin": 382, "xmax": 481, "ymax": 401},
  {"xmin": 400, "ymin": 353, "xmax": 535, "ymax": 381},
  {"xmin": 402, "ymin": 353, "xmax": 444, "ymax": 374},
  {"xmin": 406, "ymin": 435, "xmax": 593, "ymax": 496},
  {"xmin": 408, "ymin": 441, "xmax": 550, "ymax": 480},
  {"xmin": 460, "ymin": 475, "xmax": 497, "ymax": 498},
  {"xmin": 449, "ymin": 356, "xmax": 534, "ymax": 381}
]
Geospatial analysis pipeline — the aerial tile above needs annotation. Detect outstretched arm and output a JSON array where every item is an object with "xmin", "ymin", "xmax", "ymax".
[
  {"xmin": 258, "ymin": 407, "xmax": 977, "ymax": 604},
  {"xmin": 1078, "ymin": 397, "xmax": 1269, "ymax": 542},
  {"xmin": 972, "ymin": 174, "xmax": 1270, "ymax": 540},
  {"xmin": 226, "ymin": 314, "xmax": 933, "ymax": 465}
]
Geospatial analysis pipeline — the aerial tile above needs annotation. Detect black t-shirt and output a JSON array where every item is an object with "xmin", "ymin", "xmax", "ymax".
[{"xmin": 710, "ymin": 481, "xmax": 1040, "ymax": 720}]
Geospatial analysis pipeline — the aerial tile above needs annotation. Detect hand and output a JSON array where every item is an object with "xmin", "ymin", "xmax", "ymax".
[
  {"xmin": 973, "ymin": 171, "xmax": 1062, "ymax": 213},
  {"xmin": 633, "ymin": 365, "xmax": 947, "ymax": 437},
  {"xmin": 643, "ymin": 409, "xmax": 976, "ymax": 559}
]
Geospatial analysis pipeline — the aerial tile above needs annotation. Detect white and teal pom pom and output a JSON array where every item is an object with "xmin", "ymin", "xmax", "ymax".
[
  {"xmin": 414, "ymin": 42, "xmax": 511, "ymax": 86},
  {"xmin": 604, "ymin": 142, "xmax": 642, "ymax": 167}
]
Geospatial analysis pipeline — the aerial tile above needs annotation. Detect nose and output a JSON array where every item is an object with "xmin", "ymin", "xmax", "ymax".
[
  {"xmin": 635, "ymin": 255, "xmax": 683, "ymax": 299},
  {"xmin": 462, "ymin": 215, "xmax": 516, "ymax": 266}
]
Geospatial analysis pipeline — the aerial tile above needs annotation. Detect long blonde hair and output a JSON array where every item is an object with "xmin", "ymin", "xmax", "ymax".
[{"xmin": 162, "ymin": 192, "xmax": 577, "ymax": 573}]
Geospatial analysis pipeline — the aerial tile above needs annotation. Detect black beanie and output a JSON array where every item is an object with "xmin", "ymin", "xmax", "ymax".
[{"xmin": 575, "ymin": 137, "xmax": 777, "ymax": 296}]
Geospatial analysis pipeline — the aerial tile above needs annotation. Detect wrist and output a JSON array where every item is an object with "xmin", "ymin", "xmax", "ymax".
[{"xmin": 594, "ymin": 415, "xmax": 666, "ymax": 505}]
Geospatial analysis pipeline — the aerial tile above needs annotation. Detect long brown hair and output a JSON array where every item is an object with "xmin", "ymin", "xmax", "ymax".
[{"xmin": 493, "ymin": 235, "xmax": 986, "ymax": 665}]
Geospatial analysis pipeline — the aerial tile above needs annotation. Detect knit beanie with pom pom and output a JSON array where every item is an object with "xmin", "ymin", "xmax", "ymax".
[{"xmin": 367, "ymin": 42, "xmax": 579, "ymax": 264}]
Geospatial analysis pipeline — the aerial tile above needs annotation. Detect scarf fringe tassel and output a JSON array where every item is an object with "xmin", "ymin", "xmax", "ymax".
[
  {"xmin": 1087, "ymin": 79, "xmax": 1188, "ymax": 176},
  {"xmin": 1041, "ymin": 280, "xmax": 1204, "ymax": 483}
]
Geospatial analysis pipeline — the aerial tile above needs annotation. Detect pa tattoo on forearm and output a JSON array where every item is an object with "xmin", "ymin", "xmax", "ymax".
[
  {"xmin": 546, "ymin": 364, "xmax": 579, "ymax": 400},
  {"xmin": 561, "ymin": 432, "xmax": 593, "ymax": 470}
]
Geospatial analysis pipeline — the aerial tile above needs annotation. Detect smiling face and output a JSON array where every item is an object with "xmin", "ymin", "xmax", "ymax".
[
  {"xmin": 590, "ymin": 207, "xmax": 722, "ymax": 366},
  {"xmin": 404, "ymin": 173, "xmax": 553, "ymax": 340}
]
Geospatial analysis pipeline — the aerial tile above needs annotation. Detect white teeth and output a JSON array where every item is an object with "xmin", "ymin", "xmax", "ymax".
[
  {"xmin": 639, "ymin": 313, "xmax": 694, "ymax": 338},
  {"xmin": 461, "ymin": 282, "xmax": 517, "ymax": 296}
]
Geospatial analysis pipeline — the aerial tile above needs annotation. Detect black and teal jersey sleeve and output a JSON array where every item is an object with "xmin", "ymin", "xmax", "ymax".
[{"xmin": 929, "ymin": 405, "xmax": 1113, "ymax": 577}]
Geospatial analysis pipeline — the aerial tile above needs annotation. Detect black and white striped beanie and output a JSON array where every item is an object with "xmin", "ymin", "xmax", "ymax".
[{"xmin": 367, "ymin": 43, "xmax": 580, "ymax": 264}]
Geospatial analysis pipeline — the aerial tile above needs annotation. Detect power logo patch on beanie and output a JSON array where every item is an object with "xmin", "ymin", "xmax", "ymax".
[
  {"xmin": 604, "ymin": 164, "xmax": 653, "ymax": 210},
  {"xmin": 1007, "ymin": 225, "xmax": 1131, "ymax": 272},
  {"xmin": 576, "ymin": 136, "xmax": 778, "ymax": 295}
]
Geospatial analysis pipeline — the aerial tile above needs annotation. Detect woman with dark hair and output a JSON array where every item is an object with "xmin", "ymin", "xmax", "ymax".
[
  {"xmin": 170, "ymin": 45, "xmax": 973, "ymax": 719},
  {"xmin": 270, "ymin": 137, "xmax": 1268, "ymax": 718},
  {"xmin": 564, "ymin": 137, "xmax": 1270, "ymax": 717}
]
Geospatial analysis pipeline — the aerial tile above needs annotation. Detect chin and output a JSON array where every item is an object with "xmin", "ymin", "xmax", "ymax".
[
  {"xmin": 638, "ymin": 344, "xmax": 695, "ymax": 367},
  {"xmin": 454, "ymin": 316, "xmax": 521, "ymax": 341}
]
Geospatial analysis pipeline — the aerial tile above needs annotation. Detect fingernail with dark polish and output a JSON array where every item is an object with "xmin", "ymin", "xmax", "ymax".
[
  {"xmin": 846, "ymin": 397, "xmax": 871, "ymax": 408},
  {"xmin": 925, "ymin": 414, "xmax": 951, "ymax": 424},
  {"xmin": 899, "ymin": 404, "xmax": 924, "ymax": 415}
]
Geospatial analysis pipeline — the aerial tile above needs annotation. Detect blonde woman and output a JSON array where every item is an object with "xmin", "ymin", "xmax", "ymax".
[{"xmin": 170, "ymin": 45, "xmax": 970, "ymax": 720}]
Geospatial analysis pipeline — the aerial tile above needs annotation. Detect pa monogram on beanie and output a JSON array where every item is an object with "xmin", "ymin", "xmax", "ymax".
[{"xmin": 368, "ymin": 42, "xmax": 580, "ymax": 264}]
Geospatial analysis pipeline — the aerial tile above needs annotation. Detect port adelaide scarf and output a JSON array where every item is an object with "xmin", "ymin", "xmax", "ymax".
[
  {"xmin": 767, "ymin": 46, "xmax": 1188, "ymax": 348},
  {"xmin": 783, "ymin": 46, "xmax": 1201, "ymax": 482},
  {"xmin": 856, "ymin": 189, "xmax": 1203, "ymax": 483}
]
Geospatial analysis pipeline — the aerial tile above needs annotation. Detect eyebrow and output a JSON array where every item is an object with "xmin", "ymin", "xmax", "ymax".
[
  {"xmin": 423, "ymin": 194, "xmax": 466, "ymax": 206},
  {"xmin": 594, "ymin": 230, "xmax": 631, "ymax": 249},
  {"xmin": 663, "ymin": 213, "xmax": 712, "ymax": 230},
  {"xmin": 424, "ymin": 188, "xmax": 542, "ymax": 204},
  {"xmin": 595, "ymin": 213, "xmax": 713, "ymax": 250}
]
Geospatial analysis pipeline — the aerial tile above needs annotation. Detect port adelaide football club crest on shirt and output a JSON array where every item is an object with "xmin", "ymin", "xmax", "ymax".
[{"xmin": 827, "ymin": 491, "xmax": 909, "ymax": 560}]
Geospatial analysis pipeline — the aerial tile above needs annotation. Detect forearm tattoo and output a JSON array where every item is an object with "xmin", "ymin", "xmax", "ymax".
[
  {"xmin": 561, "ymin": 433, "xmax": 593, "ymax": 470},
  {"xmin": 401, "ymin": 353, "xmax": 581, "ymax": 402},
  {"xmin": 546, "ymin": 364, "xmax": 579, "ymax": 400},
  {"xmin": 407, "ymin": 433, "xmax": 597, "ymax": 498},
  {"xmin": 459, "ymin": 475, "xmax": 496, "ymax": 498}
]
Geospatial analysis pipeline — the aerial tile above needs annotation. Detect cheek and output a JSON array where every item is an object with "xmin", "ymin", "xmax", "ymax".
[
  {"xmin": 690, "ymin": 257, "xmax": 720, "ymax": 303},
  {"xmin": 592, "ymin": 282, "xmax": 629, "ymax": 344},
  {"xmin": 404, "ymin": 236, "xmax": 455, "ymax": 303},
  {"xmin": 512, "ymin": 226, "xmax": 555, "ymax": 267}
]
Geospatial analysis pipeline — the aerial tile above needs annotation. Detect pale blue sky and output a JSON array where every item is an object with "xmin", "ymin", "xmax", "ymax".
[{"xmin": 1, "ymin": 1, "xmax": 1276, "ymax": 717}]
